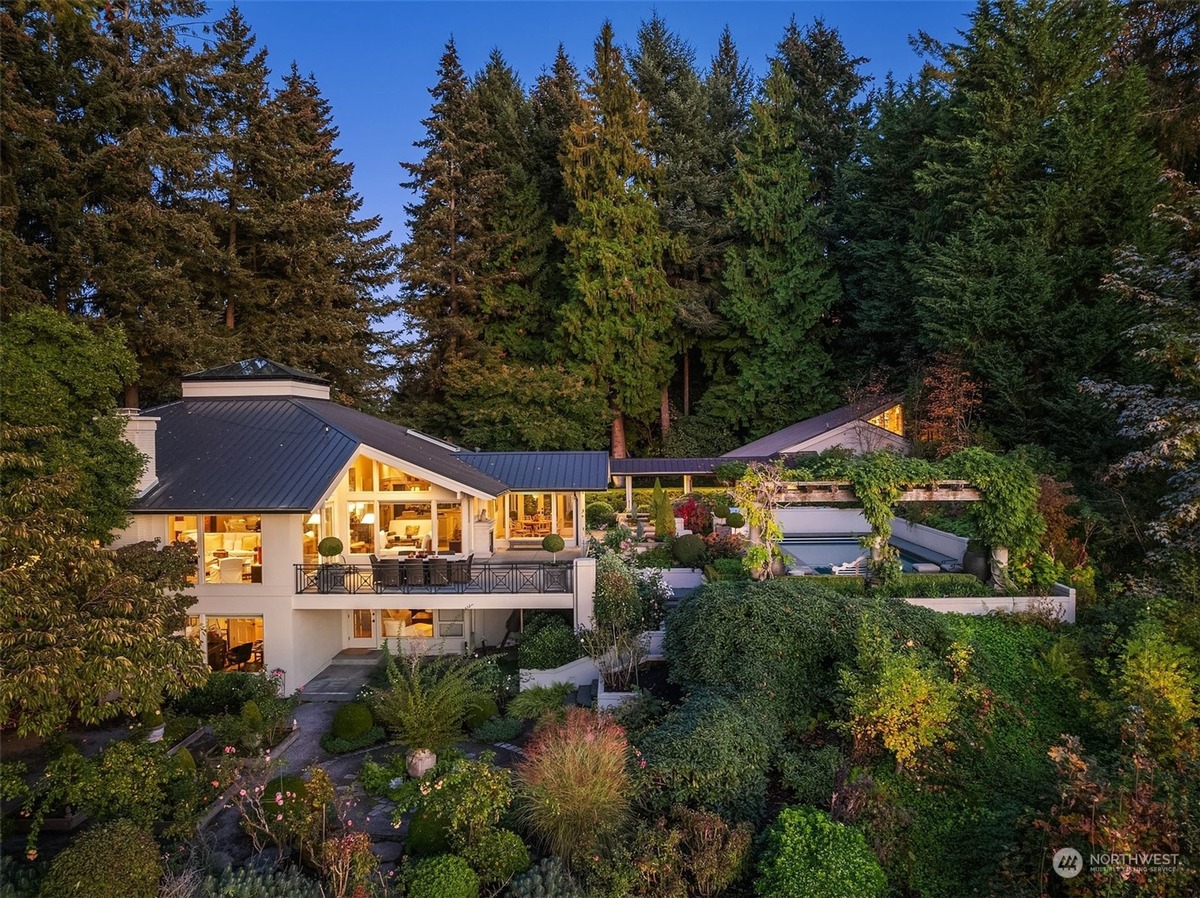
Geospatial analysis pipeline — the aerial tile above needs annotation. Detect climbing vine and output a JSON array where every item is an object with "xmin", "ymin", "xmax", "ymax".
[{"xmin": 732, "ymin": 449, "xmax": 1043, "ymax": 586}]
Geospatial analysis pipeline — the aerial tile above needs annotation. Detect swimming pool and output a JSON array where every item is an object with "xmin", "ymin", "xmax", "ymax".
[{"xmin": 780, "ymin": 535, "xmax": 932, "ymax": 574}]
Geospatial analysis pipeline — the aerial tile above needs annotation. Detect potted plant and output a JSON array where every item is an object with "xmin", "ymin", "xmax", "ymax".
[
  {"xmin": 144, "ymin": 707, "xmax": 166, "ymax": 743},
  {"xmin": 318, "ymin": 536, "xmax": 345, "ymax": 593},
  {"xmin": 541, "ymin": 533, "xmax": 568, "ymax": 590},
  {"xmin": 541, "ymin": 533, "xmax": 565, "ymax": 563}
]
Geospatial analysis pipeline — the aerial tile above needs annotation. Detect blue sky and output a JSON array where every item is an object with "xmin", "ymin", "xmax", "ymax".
[{"xmin": 203, "ymin": 1, "xmax": 974, "ymax": 257}]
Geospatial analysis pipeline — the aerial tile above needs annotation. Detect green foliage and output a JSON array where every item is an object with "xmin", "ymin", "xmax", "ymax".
[
  {"xmin": 358, "ymin": 753, "xmax": 409, "ymax": 798},
  {"xmin": 318, "ymin": 537, "xmax": 344, "ymax": 559},
  {"xmin": 651, "ymin": 479, "xmax": 674, "ymax": 538},
  {"xmin": 874, "ymin": 573, "xmax": 987, "ymax": 598},
  {"xmin": 672, "ymin": 533, "xmax": 706, "ymax": 568},
  {"xmin": 38, "ymin": 821, "xmax": 162, "ymax": 898},
  {"xmin": 705, "ymin": 557, "xmax": 750, "ymax": 582},
  {"xmin": 725, "ymin": 511, "xmax": 745, "ymax": 529},
  {"xmin": 407, "ymin": 855, "xmax": 480, "ymax": 898},
  {"xmin": 406, "ymin": 811, "xmax": 451, "ymax": 856},
  {"xmin": 331, "ymin": 702, "xmax": 373, "ymax": 740},
  {"xmin": 0, "ymin": 309, "xmax": 140, "ymax": 540},
  {"xmin": 202, "ymin": 866, "xmax": 321, "ymax": 898},
  {"xmin": 473, "ymin": 715, "xmax": 524, "ymax": 743},
  {"xmin": 371, "ymin": 649, "xmax": 481, "ymax": 753},
  {"xmin": 754, "ymin": 807, "xmax": 885, "ymax": 898},
  {"xmin": 778, "ymin": 745, "xmax": 845, "ymax": 807},
  {"xmin": 0, "ymin": 857, "xmax": 46, "ymax": 898},
  {"xmin": 840, "ymin": 621, "xmax": 961, "ymax": 770},
  {"xmin": 541, "ymin": 533, "xmax": 565, "ymax": 555},
  {"xmin": 666, "ymin": 578, "xmax": 949, "ymax": 730},
  {"xmin": 586, "ymin": 501, "xmax": 618, "ymax": 529},
  {"xmin": 594, "ymin": 554, "xmax": 642, "ymax": 631},
  {"xmin": 506, "ymin": 857, "xmax": 584, "ymax": 898},
  {"xmin": 395, "ymin": 754, "xmax": 514, "ymax": 849},
  {"xmin": 320, "ymin": 726, "xmax": 385, "ymax": 754},
  {"xmin": 639, "ymin": 690, "xmax": 779, "ymax": 822},
  {"xmin": 461, "ymin": 827, "xmax": 532, "ymax": 886},
  {"xmin": 170, "ymin": 671, "xmax": 282, "ymax": 718},
  {"xmin": 507, "ymin": 684, "xmax": 573, "ymax": 721},
  {"xmin": 515, "ymin": 707, "xmax": 631, "ymax": 862},
  {"xmin": 1117, "ymin": 617, "xmax": 1198, "ymax": 759},
  {"xmin": 517, "ymin": 617, "xmax": 581, "ymax": 671},
  {"xmin": 465, "ymin": 693, "xmax": 501, "ymax": 731}
]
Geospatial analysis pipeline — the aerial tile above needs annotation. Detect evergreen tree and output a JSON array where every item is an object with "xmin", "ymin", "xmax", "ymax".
[
  {"xmin": 559, "ymin": 21, "xmax": 678, "ymax": 457},
  {"xmin": 234, "ymin": 66, "xmax": 398, "ymax": 405},
  {"xmin": 720, "ymin": 61, "xmax": 841, "ymax": 438},
  {"xmin": 835, "ymin": 76, "xmax": 943, "ymax": 372},
  {"xmin": 530, "ymin": 46, "xmax": 585, "ymax": 230},
  {"xmin": 397, "ymin": 38, "xmax": 492, "ymax": 432},
  {"xmin": 914, "ymin": 0, "xmax": 1163, "ymax": 463}
]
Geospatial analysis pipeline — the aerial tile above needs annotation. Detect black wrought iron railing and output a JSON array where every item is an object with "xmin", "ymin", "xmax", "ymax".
[{"xmin": 294, "ymin": 561, "xmax": 573, "ymax": 595}]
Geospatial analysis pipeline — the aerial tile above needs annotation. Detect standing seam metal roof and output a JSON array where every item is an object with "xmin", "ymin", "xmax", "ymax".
[
  {"xmin": 457, "ymin": 451, "xmax": 610, "ymax": 491},
  {"xmin": 133, "ymin": 397, "xmax": 507, "ymax": 512},
  {"xmin": 722, "ymin": 396, "xmax": 904, "ymax": 458}
]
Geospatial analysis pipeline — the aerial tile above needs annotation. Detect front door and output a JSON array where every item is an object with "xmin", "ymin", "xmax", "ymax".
[{"xmin": 346, "ymin": 609, "xmax": 377, "ymax": 648}]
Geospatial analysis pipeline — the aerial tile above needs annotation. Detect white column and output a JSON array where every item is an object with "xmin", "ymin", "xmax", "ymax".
[
  {"xmin": 573, "ymin": 557, "xmax": 596, "ymax": 628},
  {"xmin": 550, "ymin": 493, "xmax": 559, "ymax": 535},
  {"xmin": 683, "ymin": 474, "xmax": 693, "ymax": 493},
  {"xmin": 625, "ymin": 477, "xmax": 633, "ymax": 514},
  {"xmin": 430, "ymin": 500, "xmax": 439, "ymax": 551}
]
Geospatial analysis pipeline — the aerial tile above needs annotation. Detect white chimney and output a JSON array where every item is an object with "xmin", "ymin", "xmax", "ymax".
[{"xmin": 116, "ymin": 409, "xmax": 159, "ymax": 496}]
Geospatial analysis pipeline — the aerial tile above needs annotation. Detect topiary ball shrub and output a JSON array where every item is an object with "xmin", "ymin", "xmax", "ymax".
[
  {"xmin": 672, "ymin": 533, "xmax": 707, "ymax": 568},
  {"xmin": 585, "ymin": 501, "xmax": 617, "ymax": 530},
  {"xmin": 173, "ymin": 745, "xmax": 197, "ymax": 772},
  {"xmin": 541, "ymin": 533, "xmax": 565, "ymax": 555},
  {"xmin": 406, "ymin": 855, "xmax": 479, "ymax": 898},
  {"xmin": 331, "ymin": 702, "xmax": 374, "ymax": 740},
  {"xmin": 39, "ymin": 820, "xmax": 162, "ymax": 898},
  {"xmin": 465, "ymin": 693, "xmax": 500, "ymax": 730},
  {"xmin": 725, "ymin": 512, "xmax": 745, "ymax": 529},
  {"xmin": 318, "ymin": 536, "xmax": 344, "ymax": 559},
  {"xmin": 461, "ymin": 827, "xmax": 531, "ymax": 886},
  {"xmin": 754, "ymin": 806, "xmax": 886, "ymax": 898},
  {"xmin": 714, "ymin": 503, "xmax": 731, "ymax": 519}
]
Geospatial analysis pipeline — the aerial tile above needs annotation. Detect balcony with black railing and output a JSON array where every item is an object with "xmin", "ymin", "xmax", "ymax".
[{"xmin": 294, "ymin": 559, "xmax": 573, "ymax": 595}]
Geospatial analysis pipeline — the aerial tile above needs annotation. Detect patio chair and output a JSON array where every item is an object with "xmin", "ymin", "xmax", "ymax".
[
  {"xmin": 449, "ymin": 553, "xmax": 473, "ymax": 585},
  {"xmin": 373, "ymin": 558, "xmax": 401, "ymax": 591},
  {"xmin": 428, "ymin": 557, "xmax": 449, "ymax": 587},
  {"xmin": 404, "ymin": 558, "xmax": 427, "ymax": 588}
]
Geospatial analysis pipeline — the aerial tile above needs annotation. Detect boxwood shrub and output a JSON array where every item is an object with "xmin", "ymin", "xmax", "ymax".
[
  {"xmin": 585, "ymin": 501, "xmax": 617, "ymax": 529},
  {"xmin": 517, "ymin": 617, "xmax": 581, "ymax": 671},
  {"xmin": 754, "ymin": 806, "xmax": 885, "ymax": 898},
  {"xmin": 39, "ymin": 821, "xmax": 162, "ymax": 898},
  {"xmin": 406, "ymin": 855, "xmax": 479, "ymax": 898}
]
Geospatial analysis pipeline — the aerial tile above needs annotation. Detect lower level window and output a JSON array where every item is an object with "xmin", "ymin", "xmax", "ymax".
[
  {"xmin": 381, "ymin": 609, "xmax": 434, "ymax": 638},
  {"xmin": 197, "ymin": 615, "xmax": 264, "ymax": 672}
]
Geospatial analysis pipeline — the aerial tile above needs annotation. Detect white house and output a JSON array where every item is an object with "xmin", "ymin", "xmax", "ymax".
[
  {"xmin": 722, "ymin": 395, "xmax": 908, "ymax": 458},
  {"xmin": 113, "ymin": 359, "xmax": 602, "ymax": 692}
]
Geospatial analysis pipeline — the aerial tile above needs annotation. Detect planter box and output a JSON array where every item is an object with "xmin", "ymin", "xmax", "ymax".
[{"xmin": 596, "ymin": 673, "xmax": 637, "ymax": 711}]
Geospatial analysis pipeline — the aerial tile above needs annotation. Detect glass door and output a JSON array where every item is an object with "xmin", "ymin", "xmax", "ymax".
[{"xmin": 346, "ymin": 609, "xmax": 377, "ymax": 648}]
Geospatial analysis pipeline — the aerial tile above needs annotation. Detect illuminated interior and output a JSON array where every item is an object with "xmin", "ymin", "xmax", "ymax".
[{"xmin": 867, "ymin": 404, "xmax": 904, "ymax": 436}]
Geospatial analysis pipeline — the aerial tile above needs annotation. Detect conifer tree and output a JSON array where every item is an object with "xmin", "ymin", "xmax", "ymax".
[
  {"xmin": 914, "ymin": 0, "xmax": 1163, "ymax": 462},
  {"xmin": 234, "ymin": 66, "xmax": 398, "ymax": 404},
  {"xmin": 721, "ymin": 61, "xmax": 840, "ymax": 437},
  {"xmin": 560, "ymin": 22, "xmax": 678, "ymax": 457}
]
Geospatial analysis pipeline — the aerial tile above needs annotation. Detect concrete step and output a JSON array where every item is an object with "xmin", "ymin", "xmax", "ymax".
[{"xmin": 329, "ymin": 649, "xmax": 383, "ymax": 666}]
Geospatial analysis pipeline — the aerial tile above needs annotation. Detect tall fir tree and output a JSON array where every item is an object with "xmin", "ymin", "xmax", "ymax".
[
  {"xmin": 720, "ymin": 61, "xmax": 841, "ymax": 438},
  {"xmin": 397, "ymin": 38, "xmax": 493, "ymax": 434},
  {"xmin": 559, "ymin": 22, "xmax": 678, "ymax": 457},
  {"xmin": 232, "ymin": 66, "xmax": 398, "ymax": 405},
  {"xmin": 914, "ymin": 0, "xmax": 1163, "ymax": 465}
]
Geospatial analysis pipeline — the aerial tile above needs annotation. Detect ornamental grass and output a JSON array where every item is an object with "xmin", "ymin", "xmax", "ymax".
[{"xmin": 514, "ymin": 707, "xmax": 631, "ymax": 862}]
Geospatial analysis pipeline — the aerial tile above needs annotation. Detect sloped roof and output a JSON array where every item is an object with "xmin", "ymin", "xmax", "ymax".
[
  {"xmin": 609, "ymin": 457, "xmax": 773, "ymax": 477},
  {"xmin": 134, "ymin": 397, "xmax": 508, "ymax": 512},
  {"xmin": 723, "ymin": 396, "xmax": 903, "ymax": 458},
  {"xmin": 181, "ymin": 358, "xmax": 328, "ymax": 385},
  {"xmin": 458, "ymin": 451, "xmax": 610, "ymax": 491}
]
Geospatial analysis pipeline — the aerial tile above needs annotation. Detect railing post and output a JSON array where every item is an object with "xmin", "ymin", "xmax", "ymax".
[{"xmin": 574, "ymin": 557, "xmax": 596, "ymax": 628}]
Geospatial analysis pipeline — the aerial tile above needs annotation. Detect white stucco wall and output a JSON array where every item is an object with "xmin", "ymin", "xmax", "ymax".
[
  {"xmin": 890, "ymin": 518, "xmax": 969, "ymax": 563},
  {"xmin": 775, "ymin": 507, "xmax": 870, "ymax": 535}
]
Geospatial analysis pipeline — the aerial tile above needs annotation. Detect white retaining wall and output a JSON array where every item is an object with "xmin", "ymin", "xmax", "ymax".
[
  {"xmin": 775, "ymin": 507, "xmax": 869, "ymax": 535},
  {"xmin": 889, "ymin": 518, "xmax": 969, "ymax": 562},
  {"xmin": 904, "ymin": 585, "xmax": 1076, "ymax": 624},
  {"xmin": 519, "ymin": 655, "xmax": 598, "ymax": 689}
]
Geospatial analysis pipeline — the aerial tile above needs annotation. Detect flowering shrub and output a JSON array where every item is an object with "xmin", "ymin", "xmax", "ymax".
[
  {"xmin": 229, "ymin": 764, "xmax": 335, "ymax": 861},
  {"xmin": 516, "ymin": 707, "xmax": 632, "ymax": 862},
  {"xmin": 634, "ymin": 567, "xmax": 671, "ymax": 629},
  {"xmin": 460, "ymin": 827, "xmax": 531, "ymax": 886},
  {"xmin": 704, "ymin": 531, "xmax": 745, "ymax": 560},
  {"xmin": 319, "ymin": 830, "xmax": 378, "ymax": 898},
  {"xmin": 392, "ymin": 753, "xmax": 514, "ymax": 849}
]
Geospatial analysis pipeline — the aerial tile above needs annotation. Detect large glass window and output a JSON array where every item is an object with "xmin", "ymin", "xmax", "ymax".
[
  {"xmin": 203, "ymin": 616, "xmax": 264, "ymax": 671},
  {"xmin": 381, "ymin": 503, "xmax": 432, "ymax": 552},
  {"xmin": 348, "ymin": 502, "xmax": 376, "ymax": 554},
  {"xmin": 347, "ymin": 456, "xmax": 375, "ymax": 492},
  {"xmin": 202, "ymin": 515, "xmax": 262, "ymax": 584},
  {"xmin": 171, "ymin": 515, "xmax": 199, "ymax": 584},
  {"xmin": 379, "ymin": 463, "xmax": 431, "ymax": 491},
  {"xmin": 438, "ymin": 503, "xmax": 463, "ymax": 553},
  {"xmin": 380, "ymin": 609, "xmax": 434, "ymax": 638}
]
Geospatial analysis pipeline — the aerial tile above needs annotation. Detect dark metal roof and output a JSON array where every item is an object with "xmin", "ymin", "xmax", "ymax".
[
  {"xmin": 723, "ymin": 396, "xmax": 903, "ymax": 458},
  {"xmin": 134, "ymin": 397, "xmax": 507, "ymax": 512},
  {"xmin": 181, "ymin": 358, "xmax": 328, "ymax": 385},
  {"xmin": 457, "ymin": 452, "xmax": 610, "ymax": 491},
  {"xmin": 609, "ymin": 457, "xmax": 772, "ymax": 477}
]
